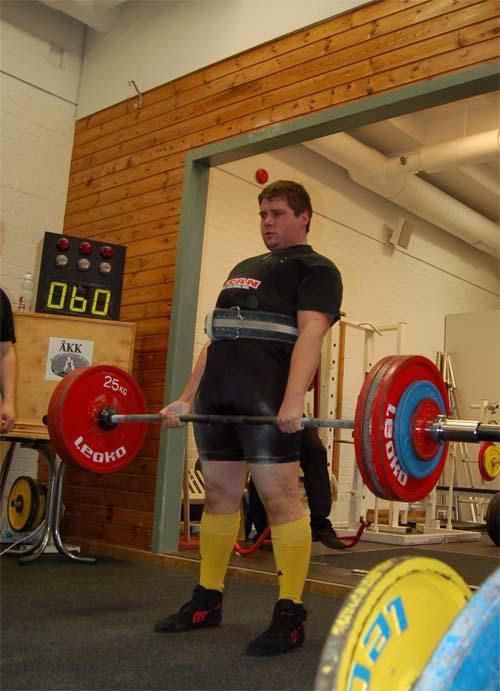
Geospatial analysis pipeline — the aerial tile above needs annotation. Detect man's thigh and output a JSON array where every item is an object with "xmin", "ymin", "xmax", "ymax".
[{"xmin": 248, "ymin": 461, "xmax": 301, "ymax": 500}]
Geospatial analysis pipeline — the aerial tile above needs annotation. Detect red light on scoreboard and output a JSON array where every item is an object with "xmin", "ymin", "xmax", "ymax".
[
  {"xmin": 79, "ymin": 241, "xmax": 92, "ymax": 255},
  {"xmin": 57, "ymin": 237, "xmax": 71, "ymax": 251}
]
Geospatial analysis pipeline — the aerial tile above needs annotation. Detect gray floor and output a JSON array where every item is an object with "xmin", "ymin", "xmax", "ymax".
[{"xmin": 1, "ymin": 554, "xmax": 343, "ymax": 691}]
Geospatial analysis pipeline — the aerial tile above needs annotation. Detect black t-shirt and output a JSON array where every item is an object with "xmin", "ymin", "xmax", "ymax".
[
  {"xmin": 195, "ymin": 245, "xmax": 342, "ymax": 429},
  {"xmin": 0, "ymin": 289, "xmax": 16, "ymax": 343},
  {"xmin": 215, "ymin": 244, "xmax": 342, "ymax": 322}
]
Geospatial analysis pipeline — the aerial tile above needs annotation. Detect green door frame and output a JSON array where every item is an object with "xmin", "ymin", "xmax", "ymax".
[{"xmin": 152, "ymin": 60, "xmax": 499, "ymax": 553}]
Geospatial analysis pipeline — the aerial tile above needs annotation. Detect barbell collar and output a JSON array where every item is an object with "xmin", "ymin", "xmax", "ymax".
[
  {"xmin": 109, "ymin": 413, "xmax": 356, "ymax": 429},
  {"xmin": 431, "ymin": 416, "xmax": 500, "ymax": 443}
]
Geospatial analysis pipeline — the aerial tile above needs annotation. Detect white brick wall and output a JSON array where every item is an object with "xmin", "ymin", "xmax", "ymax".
[
  {"xmin": 0, "ymin": 3, "xmax": 84, "ymax": 511},
  {"xmin": 190, "ymin": 147, "xmax": 499, "ymax": 523},
  {"xmin": 0, "ymin": 72, "xmax": 79, "ymax": 302}
]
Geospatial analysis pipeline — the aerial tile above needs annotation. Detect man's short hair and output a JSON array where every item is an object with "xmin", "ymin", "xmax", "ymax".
[{"xmin": 258, "ymin": 180, "xmax": 313, "ymax": 232}]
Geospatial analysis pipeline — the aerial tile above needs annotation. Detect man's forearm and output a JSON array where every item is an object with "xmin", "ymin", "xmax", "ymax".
[{"xmin": 178, "ymin": 341, "xmax": 210, "ymax": 404}]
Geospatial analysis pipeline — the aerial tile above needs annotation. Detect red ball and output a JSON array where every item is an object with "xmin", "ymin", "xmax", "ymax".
[{"xmin": 255, "ymin": 168, "xmax": 269, "ymax": 185}]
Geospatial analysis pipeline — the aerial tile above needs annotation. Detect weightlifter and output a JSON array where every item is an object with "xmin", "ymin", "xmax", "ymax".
[
  {"xmin": 156, "ymin": 180, "xmax": 342, "ymax": 655},
  {"xmin": 0, "ymin": 288, "xmax": 17, "ymax": 434}
]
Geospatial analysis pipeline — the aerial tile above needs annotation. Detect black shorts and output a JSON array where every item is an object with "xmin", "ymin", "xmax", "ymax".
[{"xmin": 194, "ymin": 340, "xmax": 301, "ymax": 463}]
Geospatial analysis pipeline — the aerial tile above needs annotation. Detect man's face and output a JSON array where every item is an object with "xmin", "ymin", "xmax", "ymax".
[{"xmin": 259, "ymin": 196, "xmax": 309, "ymax": 251}]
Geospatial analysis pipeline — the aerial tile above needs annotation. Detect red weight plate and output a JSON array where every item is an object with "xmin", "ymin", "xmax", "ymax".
[
  {"xmin": 47, "ymin": 365, "xmax": 147, "ymax": 473},
  {"xmin": 52, "ymin": 365, "xmax": 147, "ymax": 473},
  {"xmin": 365, "ymin": 356, "xmax": 423, "ymax": 501},
  {"xmin": 47, "ymin": 374, "xmax": 73, "ymax": 464},
  {"xmin": 48, "ymin": 369, "xmax": 92, "ymax": 467},
  {"xmin": 361, "ymin": 356, "xmax": 409, "ymax": 501},
  {"xmin": 370, "ymin": 356, "xmax": 450, "ymax": 502},
  {"xmin": 354, "ymin": 356, "xmax": 402, "ymax": 499},
  {"xmin": 50, "ymin": 369, "xmax": 91, "ymax": 469},
  {"xmin": 411, "ymin": 398, "xmax": 442, "ymax": 461}
]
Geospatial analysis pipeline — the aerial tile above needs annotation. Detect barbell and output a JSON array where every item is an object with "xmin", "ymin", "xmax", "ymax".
[{"xmin": 45, "ymin": 354, "xmax": 500, "ymax": 503}]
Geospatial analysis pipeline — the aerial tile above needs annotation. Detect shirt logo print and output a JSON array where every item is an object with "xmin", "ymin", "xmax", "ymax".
[{"xmin": 222, "ymin": 277, "xmax": 261, "ymax": 290}]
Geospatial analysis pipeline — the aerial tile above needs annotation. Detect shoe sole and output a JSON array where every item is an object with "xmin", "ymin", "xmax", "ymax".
[
  {"xmin": 320, "ymin": 542, "xmax": 346, "ymax": 550},
  {"xmin": 246, "ymin": 641, "xmax": 304, "ymax": 656},
  {"xmin": 155, "ymin": 619, "xmax": 222, "ymax": 633}
]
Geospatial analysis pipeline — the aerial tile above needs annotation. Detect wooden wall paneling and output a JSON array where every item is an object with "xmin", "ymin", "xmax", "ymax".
[
  {"xmin": 64, "ymin": 503, "xmax": 154, "ymax": 530},
  {"xmin": 113, "ymin": 227, "xmax": 179, "ymax": 256},
  {"xmin": 65, "ymin": 170, "xmax": 173, "ymax": 218},
  {"xmin": 71, "ymin": 0, "xmax": 436, "ymax": 138},
  {"xmin": 64, "ymin": 200, "xmax": 181, "ymax": 237},
  {"xmin": 133, "ymin": 318, "xmax": 170, "ymax": 337},
  {"xmin": 67, "ymin": 153, "xmax": 185, "ymax": 203},
  {"xmin": 134, "ymin": 333, "xmax": 168, "ymax": 354},
  {"xmin": 63, "ymin": 517, "xmax": 152, "ymax": 550},
  {"xmin": 64, "ymin": 185, "xmax": 182, "ymax": 230},
  {"xmin": 60, "ymin": 0, "xmax": 499, "ymax": 551},
  {"xmin": 70, "ymin": 0, "xmax": 491, "ymax": 171},
  {"xmin": 133, "ymin": 350, "xmax": 167, "ymax": 371}
]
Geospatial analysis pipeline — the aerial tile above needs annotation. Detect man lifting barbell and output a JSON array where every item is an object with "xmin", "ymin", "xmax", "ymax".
[
  {"xmin": 43, "ymin": 177, "xmax": 500, "ymax": 658},
  {"xmin": 156, "ymin": 180, "xmax": 343, "ymax": 656}
]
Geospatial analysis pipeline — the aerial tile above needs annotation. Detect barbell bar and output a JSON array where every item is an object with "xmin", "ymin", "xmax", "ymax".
[
  {"xmin": 46, "ymin": 355, "xmax": 500, "ymax": 502},
  {"xmin": 107, "ymin": 412, "xmax": 500, "ymax": 443},
  {"xmin": 106, "ymin": 412, "xmax": 355, "ymax": 428}
]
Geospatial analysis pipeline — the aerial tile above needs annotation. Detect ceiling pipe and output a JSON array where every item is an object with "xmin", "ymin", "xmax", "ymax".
[
  {"xmin": 461, "ymin": 165, "xmax": 499, "ymax": 195},
  {"xmin": 384, "ymin": 129, "xmax": 500, "ymax": 177},
  {"xmin": 40, "ymin": 0, "xmax": 127, "ymax": 32},
  {"xmin": 304, "ymin": 133, "xmax": 499, "ymax": 257}
]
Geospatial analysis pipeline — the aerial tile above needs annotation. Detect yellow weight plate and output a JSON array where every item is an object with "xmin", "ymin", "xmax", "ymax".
[
  {"xmin": 483, "ymin": 445, "xmax": 500, "ymax": 481},
  {"xmin": 30, "ymin": 485, "xmax": 46, "ymax": 530},
  {"xmin": 315, "ymin": 557, "xmax": 471, "ymax": 691},
  {"xmin": 7, "ymin": 476, "xmax": 39, "ymax": 532}
]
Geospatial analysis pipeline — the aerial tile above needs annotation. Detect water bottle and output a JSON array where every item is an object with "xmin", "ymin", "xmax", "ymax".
[{"xmin": 20, "ymin": 272, "xmax": 34, "ymax": 311}]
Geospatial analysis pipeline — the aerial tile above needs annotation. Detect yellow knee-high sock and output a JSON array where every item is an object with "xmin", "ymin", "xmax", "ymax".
[
  {"xmin": 199, "ymin": 510, "xmax": 241, "ymax": 592},
  {"xmin": 270, "ymin": 514, "xmax": 312, "ymax": 604}
]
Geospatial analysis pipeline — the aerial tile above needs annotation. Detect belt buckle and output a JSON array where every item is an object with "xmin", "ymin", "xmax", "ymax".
[{"xmin": 228, "ymin": 306, "xmax": 243, "ymax": 340}]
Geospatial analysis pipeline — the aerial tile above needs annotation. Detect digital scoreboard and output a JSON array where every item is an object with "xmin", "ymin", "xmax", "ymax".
[{"xmin": 35, "ymin": 232, "xmax": 126, "ymax": 321}]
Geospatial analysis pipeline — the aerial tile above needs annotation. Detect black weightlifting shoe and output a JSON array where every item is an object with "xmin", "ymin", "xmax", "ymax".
[
  {"xmin": 312, "ymin": 525, "xmax": 346, "ymax": 550},
  {"xmin": 154, "ymin": 584, "xmax": 222, "ymax": 633},
  {"xmin": 246, "ymin": 599, "xmax": 307, "ymax": 656}
]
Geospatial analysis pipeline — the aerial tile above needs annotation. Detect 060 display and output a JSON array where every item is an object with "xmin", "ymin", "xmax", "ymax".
[{"xmin": 44, "ymin": 281, "xmax": 112, "ymax": 318}]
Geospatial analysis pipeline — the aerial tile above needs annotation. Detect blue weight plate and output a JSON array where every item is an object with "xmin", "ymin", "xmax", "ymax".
[
  {"xmin": 414, "ymin": 567, "xmax": 500, "ymax": 691},
  {"xmin": 394, "ymin": 380, "xmax": 446, "ymax": 479}
]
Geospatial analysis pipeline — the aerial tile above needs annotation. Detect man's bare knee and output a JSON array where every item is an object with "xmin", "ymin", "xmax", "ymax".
[
  {"xmin": 261, "ymin": 490, "xmax": 303, "ymax": 525},
  {"xmin": 204, "ymin": 480, "xmax": 241, "ymax": 514}
]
